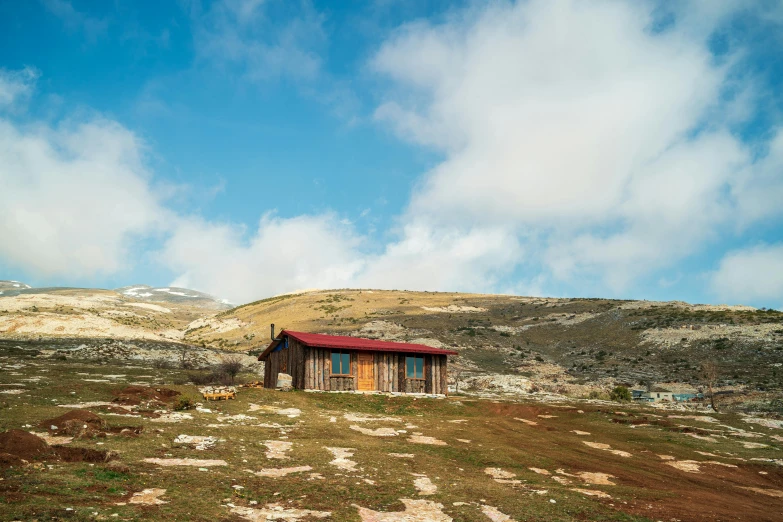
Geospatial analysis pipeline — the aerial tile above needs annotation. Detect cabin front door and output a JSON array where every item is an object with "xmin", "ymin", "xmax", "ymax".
[{"xmin": 357, "ymin": 353, "xmax": 374, "ymax": 391}]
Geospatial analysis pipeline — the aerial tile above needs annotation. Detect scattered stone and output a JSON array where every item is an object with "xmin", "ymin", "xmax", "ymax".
[
  {"xmin": 741, "ymin": 442, "xmax": 769, "ymax": 449},
  {"xmin": 408, "ymin": 435, "xmax": 447, "ymax": 446},
  {"xmin": 743, "ymin": 417, "xmax": 783, "ymax": 430},
  {"xmin": 582, "ymin": 441, "xmax": 631, "ymax": 458},
  {"xmin": 231, "ymin": 504, "xmax": 331, "ymax": 521},
  {"xmin": 247, "ymin": 466, "xmax": 313, "ymax": 477},
  {"xmin": 669, "ymin": 415, "xmax": 718, "ymax": 423},
  {"xmin": 326, "ymin": 447, "xmax": 358, "ymax": 471},
  {"xmin": 389, "ymin": 453, "xmax": 415, "ymax": 458},
  {"xmin": 151, "ymin": 412, "xmax": 193, "ymax": 423},
  {"xmin": 529, "ymin": 468, "xmax": 550, "ymax": 475},
  {"xmin": 666, "ymin": 460, "xmax": 701, "ymax": 473},
  {"xmin": 514, "ymin": 418, "xmax": 537, "ymax": 426},
  {"xmin": 412, "ymin": 474, "xmax": 437, "ymax": 495},
  {"xmin": 350, "ymin": 426, "xmax": 399, "ymax": 437},
  {"xmin": 344, "ymin": 413, "xmax": 401, "ymax": 423},
  {"xmin": 354, "ymin": 499, "xmax": 452, "ymax": 522},
  {"xmin": 481, "ymin": 505, "xmax": 513, "ymax": 521},
  {"xmin": 484, "ymin": 468, "xmax": 521, "ymax": 484},
  {"xmin": 173, "ymin": 434, "xmax": 220, "ymax": 450},
  {"xmin": 276, "ymin": 373, "xmax": 293, "ymax": 391},
  {"xmin": 422, "ymin": 305, "xmax": 487, "ymax": 313},
  {"xmin": 264, "ymin": 440, "xmax": 292, "ymax": 459},
  {"xmin": 128, "ymin": 488, "xmax": 167, "ymax": 505},
  {"xmin": 570, "ymin": 488, "xmax": 611, "ymax": 499},
  {"xmin": 739, "ymin": 487, "xmax": 783, "ymax": 498},
  {"xmin": 142, "ymin": 458, "xmax": 227, "ymax": 467},
  {"xmin": 571, "ymin": 430, "xmax": 590, "ymax": 436},
  {"xmin": 575, "ymin": 472, "xmax": 615, "ymax": 485}
]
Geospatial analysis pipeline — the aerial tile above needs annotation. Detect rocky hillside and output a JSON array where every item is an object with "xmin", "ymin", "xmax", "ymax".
[
  {"xmin": 0, "ymin": 287, "xmax": 205, "ymax": 343},
  {"xmin": 1, "ymin": 287, "xmax": 782, "ymax": 399},
  {"xmin": 190, "ymin": 290, "xmax": 783, "ymax": 395},
  {"xmin": 0, "ymin": 280, "xmax": 32, "ymax": 293},
  {"xmin": 115, "ymin": 285, "xmax": 232, "ymax": 310}
]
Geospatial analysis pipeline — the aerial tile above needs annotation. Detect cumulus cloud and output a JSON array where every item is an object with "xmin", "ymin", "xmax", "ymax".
[
  {"xmin": 358, "ymin": 223, "xmax": 523, "ymax": 292},
  {"xmin": 709, "ymin": 244, "xmax": 783, "ymax": 308},
  {"xmin": 2, "ymin": 0, "xmax": 782, "ymax": 307},
  {"xmin": 0, "ymin": 67, "xmax": 39, "ymax": 110},
  {"xmin": 42, "ymin": 0, "xmax": 109, "ymax": 42},
  {"xmin": 0, "ymin": 116, "xmax": 168, "ymax": 278},
  {"xmin": 191, "ymin": 0, "xmax": 325, "ymax": 81},
  {"xmin": 161, "ymin": 213, "xmax": 365, "ymax": 302},
  {"xmin": 371, "ymin": 0, "xmax": 782, "ymax": 294}
]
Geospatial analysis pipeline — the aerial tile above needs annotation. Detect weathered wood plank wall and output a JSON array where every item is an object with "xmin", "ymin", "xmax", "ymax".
[{"xmin": 265, "ymin": 339, "xmax": 450, "ymax": 394}]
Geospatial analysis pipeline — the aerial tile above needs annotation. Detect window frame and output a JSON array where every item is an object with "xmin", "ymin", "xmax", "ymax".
[
  {"xmin": 330, "ymin": 350, "xmax": 352, "ymax": 376},
  {"xmin": 405, "ymin": 355, "xmax": 425, "ymax": 380}
]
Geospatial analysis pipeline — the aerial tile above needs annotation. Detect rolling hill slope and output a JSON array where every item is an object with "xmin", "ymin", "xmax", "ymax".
[{"xmin": 188, "ymin": 289, "xmax": 783, "ymax": 396}]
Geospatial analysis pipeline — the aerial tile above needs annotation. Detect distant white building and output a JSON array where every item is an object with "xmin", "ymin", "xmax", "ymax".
[{"xmin": 642, "ymin": 388, "xmax": 674, "ymax": 402}]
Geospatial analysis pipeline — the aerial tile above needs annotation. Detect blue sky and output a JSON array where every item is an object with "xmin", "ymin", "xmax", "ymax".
[{"xmin": 1, "ymin": 0, "xmax": 782, "ymax": 308}]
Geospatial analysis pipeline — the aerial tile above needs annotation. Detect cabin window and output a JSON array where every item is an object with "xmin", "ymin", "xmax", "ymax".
[
  {"xmin": 406, "ymin": 355, "xmax": 424, "ymax": 379},
  {"xmin": 331, "ymin": 350, "xmax": 351, "ymax": 375}
]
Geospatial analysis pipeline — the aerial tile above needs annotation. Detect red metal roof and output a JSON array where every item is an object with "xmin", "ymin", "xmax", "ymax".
[{"xmin": 276, "ymin": 330, "xmax": 458, "ymax": 356}]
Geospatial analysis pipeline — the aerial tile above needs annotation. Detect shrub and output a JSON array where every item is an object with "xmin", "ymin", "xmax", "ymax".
[
  {"xmin": 174, "ymin": 397, "xmax": 196, "ymax": 411},
  {"xmin": 188, "ymin": 371, "xmax": 217, "ymax": 386},
  {"xmin": 217, "ymin": 356, "xmax": 244, "ymax": 385},
  {"xmin": 152, "ymin": 359, "xmax": 172, "ymax": 369},
  {"xmin": 610, "ymin": 385, "xmax": 632, "ymax": 402}
]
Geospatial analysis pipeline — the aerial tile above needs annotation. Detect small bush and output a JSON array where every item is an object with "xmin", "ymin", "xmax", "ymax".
[
  {"xmin": 152, "ymin": 359, "xmax": 173, "ymax": 369},
  {"xmin": 188, "ymin": 371, "xmax": 217, "ymax": 386},
  {"xmin": 610, "ymin": 385, "xmax": 632, "ymax": 402},
  {"xmin": 174, "ymin": 397, "xmax": 196, "ymax": 411},
  {"xmin": 217, "ymin": 356, "xmax": 244, "ymax": 385}
]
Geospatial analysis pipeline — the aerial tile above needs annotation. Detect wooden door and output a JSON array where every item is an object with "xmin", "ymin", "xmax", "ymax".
[{"xmin": 357, "ymin": 353, "xmax": 374, "ymax": 391}]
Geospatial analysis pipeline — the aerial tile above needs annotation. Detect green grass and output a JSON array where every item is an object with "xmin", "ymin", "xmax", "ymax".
[{"xmin": 1, "ymin": 356, "xmax": 782, "ymax": 521}]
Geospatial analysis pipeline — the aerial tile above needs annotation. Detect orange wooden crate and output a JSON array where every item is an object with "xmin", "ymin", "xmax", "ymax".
[{"xmin": 202, "ymin": 391, "xmax": 236, "ymax": 401}]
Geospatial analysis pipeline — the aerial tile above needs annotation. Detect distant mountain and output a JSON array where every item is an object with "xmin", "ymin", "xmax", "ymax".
[
  {"xmin": 0, "ymin": 280, "xmax": 32, "ymax": 294},
  {"xmin": 115, "ymin": 285, "xmax": 232, "ymax": 310}
]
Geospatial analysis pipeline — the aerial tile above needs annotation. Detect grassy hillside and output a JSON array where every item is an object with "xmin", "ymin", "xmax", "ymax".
[
  {"xmin": 189, "ymin": 290, "xmax": 783, "ymax": 394},
  {"xmin": 1, "ymin": 356, "xmax": 782, "ymax": 521},
  {"xmin": 2, "ymin": 287, "xmax": 782, "ymax": 401}
]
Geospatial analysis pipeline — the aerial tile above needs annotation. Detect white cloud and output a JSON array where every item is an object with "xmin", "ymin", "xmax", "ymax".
[
  {"xmin": 371, "ymin": 0, "xmax": 782, "ymax": 295},
  {"xmin": 709, "ymin": 244, "xmax": 783, "ymax": 308},
  {"xmin": 0, "ymin": 115, "xmax": 168, "ymax": 278},
  {"xmin": 42, "ymin": 0, "xmax": 109, "ymax": 42},
  {"xmin": 192, "ymin": 0, "xmax": 325, "ymax": 81},
  {"xmin": 0, "ymin": 67, "xmax": 39, "ymax": 110},
  {"xmin": 359, "ymin": 222, "xmax": 523, "ymax": 292},
  {"xmin": 161, "ymin": 213, "xmax": 365, "ymax": 303},
  {"xmin": 2, "ymin": 1, "xmax": 782, "ymax": 307}
]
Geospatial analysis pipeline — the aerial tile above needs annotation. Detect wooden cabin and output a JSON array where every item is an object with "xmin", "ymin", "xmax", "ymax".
[{"xmin": 258, "ymin": 329, "xmax": 458, "ymax": 395}]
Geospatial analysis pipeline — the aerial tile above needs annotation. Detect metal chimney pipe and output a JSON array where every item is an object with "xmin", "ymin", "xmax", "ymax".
[{"xmin": 270, "ymin": 323, "xmax": 275, "ymax": 341}]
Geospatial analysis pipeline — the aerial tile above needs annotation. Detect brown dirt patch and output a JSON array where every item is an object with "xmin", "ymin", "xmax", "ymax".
[
  {"xmin": 0, "ymin": 429, "xmax": 114, "ymax": 466},
  {"xmin": 0, "ymin": 429, "xmax": 52, "ymax": 462},
  {"xmin": 112, "ymin": 385, "xmax": 180, "ymax": 405},
  {"xmin": 40, "ymin": 409, "xmax": 105, "ymax": 434},
  {"xmin": 55, "ymin": 446, "xmax": 115, "ymax": 463}
]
